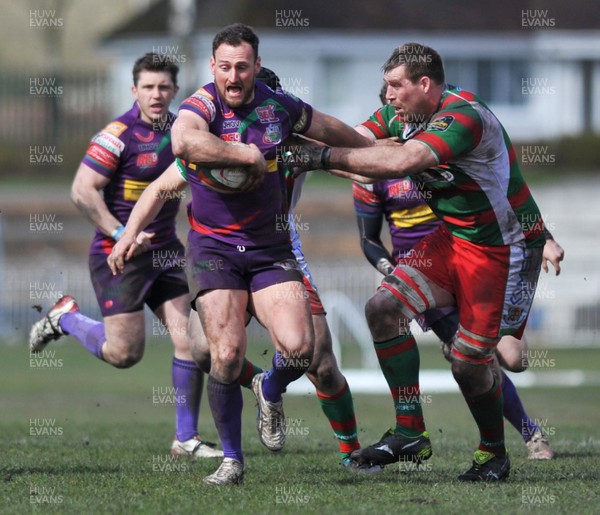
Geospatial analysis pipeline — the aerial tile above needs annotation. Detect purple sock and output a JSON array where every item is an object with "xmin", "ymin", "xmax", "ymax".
[
  {"xmin": 261, "ymin": 351, "xmax": 307, "ymax": 403},
  {"xmin": 207, "ymin": 375, "xmax": 244, "ymax": 464},
  {"xmin": 502, "ymin": 371, "xmax": 539, "ymax": 441},
  {"xmin": 59, "ymin": 312, "xmax": 106, "ymax": 360},
  {"xmin": 172, "ymin": 357, "xmax": 204, "ymax": 442}
]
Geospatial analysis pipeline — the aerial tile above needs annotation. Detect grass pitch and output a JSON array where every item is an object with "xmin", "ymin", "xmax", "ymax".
[{"xmin": 2, "ymin": 340, "xmax": 599, "ymax": 514}]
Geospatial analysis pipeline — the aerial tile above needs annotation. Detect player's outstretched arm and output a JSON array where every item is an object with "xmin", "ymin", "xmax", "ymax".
[
  {"xmin": 293, "ymin": 139, "xmax": 436, "ymax": 180},
  {"xmin": 304, "ymin": 109, "xmax": 373, "ymax": 148},
  {"xmin": 108, "ymin": 162, "xmax": 186, "ymax": 275},
  {"xmin": 71, "ymin": 163, "xmax": 123, "ymax": 238}
]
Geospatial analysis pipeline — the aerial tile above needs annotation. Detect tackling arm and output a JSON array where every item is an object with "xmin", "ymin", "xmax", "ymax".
[
  {"xmin": 328, "ymin": 140, "xmax": 438, "ymax": 179},
  {"xmin": 291, "ymin": 140, "xmax": 437, "ymax": 180},
  {"xmin": 304, "ymin": 109, "xmax": 373, "ymax": 148}
]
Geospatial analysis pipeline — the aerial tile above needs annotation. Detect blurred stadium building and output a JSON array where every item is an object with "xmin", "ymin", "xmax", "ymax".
[{"xmin": 0, "ymin": 0, "xmax": 598, "ymax": 358}]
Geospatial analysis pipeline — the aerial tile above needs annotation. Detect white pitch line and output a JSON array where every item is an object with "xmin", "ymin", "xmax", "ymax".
[{"xmin": 285, "ymin": 369, "xmax": 600, "ymax": 395}]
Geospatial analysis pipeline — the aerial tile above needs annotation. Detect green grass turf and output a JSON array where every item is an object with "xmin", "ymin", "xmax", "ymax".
[{"xmin": 1, "ymin": 340, "xmax": 600, "ymax": 514}]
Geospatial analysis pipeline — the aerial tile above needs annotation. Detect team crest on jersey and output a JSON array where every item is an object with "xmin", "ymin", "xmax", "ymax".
[
  {"xmin": 505, "ymin": 306, "xmax": 524, "ymax": 324},
  {"xmin": 255, "ymin": 104, "xmax": 278, "ymax": 124},
  {"xmin": 263, "ymin": 123, "xmax": 282, "ymax": 145},
  {"xmin": 428, "ymin": 115, "xmax": 454, "ymax": 132}
]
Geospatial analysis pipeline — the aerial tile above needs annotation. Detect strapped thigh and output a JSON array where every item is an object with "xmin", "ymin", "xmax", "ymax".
[
  {"xmin": 377, "ymin": 264, "xmax": 437, "ymax": 320},
  {"xmin": 450, "ymin": 325, "xmax": 499, "ymax": 365}
]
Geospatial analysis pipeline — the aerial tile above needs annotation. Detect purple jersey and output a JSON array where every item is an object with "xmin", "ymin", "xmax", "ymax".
[
  {"xmin": 82, "ymin": 102, "xmax": 180, "ymax": 255},
  {"xmin": 353, "ymin": 179, "xmax": 442, "ymax": 259},
  {"xmin": 176, "ymin": 82, "xmax": 312, "ymax": 248}
]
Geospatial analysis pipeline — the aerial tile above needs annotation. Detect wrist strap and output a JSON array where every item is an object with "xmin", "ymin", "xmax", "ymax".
[{"xmin": 111, "ymin": 225, "xmax": 125, "ymax": 241}]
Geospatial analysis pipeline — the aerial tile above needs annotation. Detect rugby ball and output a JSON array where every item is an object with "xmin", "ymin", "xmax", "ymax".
[
  {"xmin": 198, "ymin": 166, "xmax": 248, "ymax": 193},
  {"xmin": 197, "ymin": 141, "xmax": 250, "ymax": 194}
]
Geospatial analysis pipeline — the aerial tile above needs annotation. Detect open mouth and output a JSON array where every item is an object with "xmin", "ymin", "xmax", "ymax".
[{"xmin": 226, "ymin": 85, "xmax": 243, "ymax": 96}]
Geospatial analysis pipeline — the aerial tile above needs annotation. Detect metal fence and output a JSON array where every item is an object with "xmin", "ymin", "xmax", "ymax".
[
  {"xmin": 2, "ymin": 258, "xmax": 599, "ymax": 367},
  {"xmin": 0, "ymin": 68, "xmax": 112, "ymax": 178}
]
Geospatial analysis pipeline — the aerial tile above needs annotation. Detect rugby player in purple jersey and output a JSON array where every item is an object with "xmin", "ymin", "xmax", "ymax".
[
  {"xmin": 29, "ymin": 53, "xmax": 222, "ymax": 459},
  {"xmin": 185, "ymin": 67, "xmax": 368, "ymax": 474},
  {"xmin": 108, "ymin": 23, "xmax": 372, "ymax": 485}
]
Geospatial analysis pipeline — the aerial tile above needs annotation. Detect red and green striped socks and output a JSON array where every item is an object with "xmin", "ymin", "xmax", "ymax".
[
  {"xmin": 317, "ymin": 381, "xmax": 360, "ymax": 458},
  {"xmin": 464, "ymin": 375, "xmax": 505, "ymax": 456},
  {"xmin": 238, "ymin": 358, "xmax": 263, "ymax": 389},
  {"xmin": 374, "ymin": 333, "xmax": 425, "ymax": 437}
]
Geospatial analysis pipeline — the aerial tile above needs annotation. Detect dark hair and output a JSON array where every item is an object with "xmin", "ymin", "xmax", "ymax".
[
  {"xmin": 132, "ymin": 53, "xmax": 179, "ymax": 86},
  {"xmin": 212, "ymin": 23, "xmax": 260, "ymax": 60},
  {"xmin": 382, "ymin": 42, "xmax": 444, "ymax": 85},
  {"xmin": 256, "ymin": 67, "xmax": 281, "ymax": 90}
]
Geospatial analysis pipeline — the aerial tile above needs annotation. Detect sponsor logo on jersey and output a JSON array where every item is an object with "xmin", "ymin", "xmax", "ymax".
[
  {"xmin": 123, "ymin": 179, "xmax": 151, "ymax": 201},
  {"xmin": 220, "ymin": 132, "xmax": 241, "ymax": 143},
  {"xmin": 137, "ymin": 142, "xmax": 159, "ymax": 151},
  {"xmin": 440, "ymin": 170, "xmax": 454, "ymax": 181},
  {"xmin": 136, "ymin": 152, "xmax": 158, "ymax": 168},
  {"xmin": 292, "ymin": 108, "xmax": 308, "ymax": 132},
  {"xmin": 92, "ymin": 132, "xmax": 125, "ymax": 155},
  {"xmin": 274, "ymin": 259, "xmax": 301, "ymax": 272},
  {"xmin": 388, "ymin": 180, "xmax": 412, "ymax": 198},
  {"xmin": 103, "ymin": 121, "xmax": 128, "ymax": 137},
  {"xmin": 223, "ymin": 119, "xmax": 241, "ymax": 130},
  {"xmin": 263, "ymin": 123, "xmax": 282, "ymax": 145},
  {"xmin": 134, "ymin": 130, "xmax": 154, "ymax": 143},
  {"xmin": 184, "ymin": 95, "xmax": 216, "ymax": 122},
  {"xmin": 428, "ymin": 115, "xmax": 454, "ymax": 132},
  {"xmin": 255, "ymin": 104, "xmax": 278, "ymax": 124}
]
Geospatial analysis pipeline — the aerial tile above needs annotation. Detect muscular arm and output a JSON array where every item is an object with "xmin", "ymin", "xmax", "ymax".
[
  {"xmin": 71, "ymin": 163, "xmax": 122, "ymax": 237},
  {"xmin": 327, "ymin": 169, "xmax": 376, "ymax": 183},
  {"xmin": 329, "ymin": 139, "xmax": 438, "ymax": 179},
  {"xmin": 171, "ymin": 110, "xmax": 265, "ymax": 168},
  {"xmin": 304, "ymin": 109, "xmax": 373, "ymax": 148}
]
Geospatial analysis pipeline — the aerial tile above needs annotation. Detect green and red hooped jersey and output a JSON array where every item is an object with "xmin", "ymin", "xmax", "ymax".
[{"xmin": 362, "ymin": 88, "xmax": 545, "ymax": 248}]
